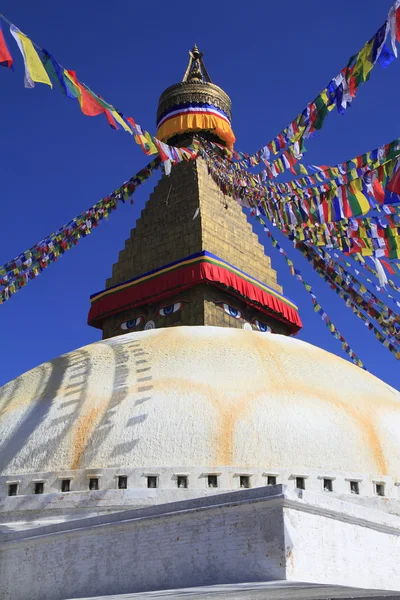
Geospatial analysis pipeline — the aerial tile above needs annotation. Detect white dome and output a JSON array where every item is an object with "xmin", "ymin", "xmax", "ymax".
[{"xmin": 0, "ymin": 326, "xmax": 399, "ymax": 478}]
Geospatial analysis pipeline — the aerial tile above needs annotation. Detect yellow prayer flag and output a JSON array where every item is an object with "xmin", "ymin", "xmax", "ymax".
[
  {"xmin": 144, "ymin": 132, "xmax": 159, "ymax": 155},
  {"xmin": 10, "ymin": 25, "xmax": 52, "ymax": 88},
  {"xmin": 320, "ymin": 90, "xmax": 329, "ymax": 105},
  {"xmin": 358, "ymin": 40, "xmax": 374, "ymax": 80},
  {"xmin": 111, "ymin": 110, "xmax": 133, "ymax": 134},
  {"xmin": 350, "ymin": 180, "xmax": 370, "ymax": 215}
]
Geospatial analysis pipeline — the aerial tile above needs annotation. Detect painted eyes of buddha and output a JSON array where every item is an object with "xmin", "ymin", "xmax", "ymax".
[
  {"xmin": 120, "ymin": 316, "xmax": 144, "ymax": 330},
  {"xmin": 217, "ymin": 302, "xmax": 273, "ymax": 333},
  {"xmin": 157, "ymin": 301, "xmax": 183, "ymax": 317},
  {"xmin": 119, "ymin": 301, "xmax": 184, "ymax": 330},
  {"xmin": 220, "ymin": 302, "xmax": 243, "ymax": 319},
  {"xmin": 254, "ymin": 320, "xmax": 272, "ymax": 333}
]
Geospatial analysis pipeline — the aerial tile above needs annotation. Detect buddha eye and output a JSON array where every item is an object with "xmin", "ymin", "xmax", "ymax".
[
  {"xmin": 220, "ymin": 303, "xmax": 243, "ymax": 319},
  {"xmin": 120, "ymin": 316, "xmax": 144, "ymax": 330},
  {"xmin": 254, "ymin": 320, "xmax": 272, "ymax": 333},
  {"xmin": 158, "ymin": 302, "xmax": 183, "ymax": 317}
]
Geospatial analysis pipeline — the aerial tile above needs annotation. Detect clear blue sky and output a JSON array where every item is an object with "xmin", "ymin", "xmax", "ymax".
[{"xmin": 0, "ymin": 0, "xmax": 399, "ymax": 390}]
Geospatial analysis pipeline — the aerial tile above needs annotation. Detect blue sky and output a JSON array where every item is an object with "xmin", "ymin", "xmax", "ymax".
[{"xmin": 0, "ymin": 0, "xmax": 399, "ymax": 389}]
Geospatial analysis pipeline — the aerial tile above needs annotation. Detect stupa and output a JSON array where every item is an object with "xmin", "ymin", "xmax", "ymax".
[{"xmin": 1, "ymin": 47, "xmax": 400, "ymax": 600}]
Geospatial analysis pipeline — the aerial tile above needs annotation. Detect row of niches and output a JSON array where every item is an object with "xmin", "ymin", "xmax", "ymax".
[{"xmin": 2, "ymin": 467, "xmax": 399, "ymax": 500}]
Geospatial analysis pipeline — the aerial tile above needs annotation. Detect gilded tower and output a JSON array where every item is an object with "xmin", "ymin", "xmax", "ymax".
[{"xmin": 88, "ymin": 47, "xmax": 301, "ymax": 338}]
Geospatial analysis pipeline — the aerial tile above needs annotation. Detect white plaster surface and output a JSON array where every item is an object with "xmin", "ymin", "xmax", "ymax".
[
  {"xmin": 1, "ymin": 465, "xmax": 400, "ymax": 530},
  {"xmin": 69, "ymin": 582, "xmax": 400, "ymax": 600},
  {"xmin": 2, "ymin": 486, "xmax": 400, "ymax": 600},
  {"xmin": 0, "ymin": 326, "xmax": 399, "ymax": 480}
]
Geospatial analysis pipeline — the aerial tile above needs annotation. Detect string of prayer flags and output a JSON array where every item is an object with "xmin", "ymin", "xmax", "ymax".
[
  {"xmin": 0, "ymin": 158, "xmax": 161, "ymax": 303},
  {"xmin": 268, "ymin": 138, "xmax": 400, "ymax": 194},
  {"xmin": 352, "ymin": 253, "xmax": 400, "ymax": 295},
  {"xmin": 313, "ymin": 246, "xmax": 400, "ymax": 336},
  {"xmin": 201, "ymin": 140, "xmax": 400, "ymax": 239},
  {"xmin": 0, "ymin": 14, "xmax": 197, "ymax": 167},
  {"xmin": 246, "ymin": 1, "xmax": 400, "ymax": 163},
  {"xmin": 284, "ymin": 216, "xmax": 400, "ymax": 261},
  {"xmin": 205, "ymin": 139, "xmax": 400, "ymax": 212},
  {"xmin": 10, "ymin": 25, "xmax": 51, "ymax": 88},
  {"xmin": 202, "ymin": 140, "xmax": 400, "ymax": 355},
  {"xmin": 329, "ymin": 251, "xmax": 400, "ymax": 309},
  {"xmin": 259, "ymin": 220, "xmax": 366, "ymax": 368},
  {"xmin": 260, "ymin": 203, "xmax": 400, "ymax": 357},
  {"xmin": 298, "ymin": 243, "xmax": 400, "ymax": 357},
  {"xmin": 0, "ymin": 20, "xmax": 12, "ymax": 68}
]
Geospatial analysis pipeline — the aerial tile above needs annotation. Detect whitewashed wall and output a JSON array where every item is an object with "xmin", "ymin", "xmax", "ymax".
[{"xmin": 1, "ymin": 487, "xmax": 400, "ymax": 600}]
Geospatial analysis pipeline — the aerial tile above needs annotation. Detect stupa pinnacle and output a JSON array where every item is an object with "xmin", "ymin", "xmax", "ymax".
[
  {"xmin": 88, "ymin": 47, "xmax": 302, "ymax": 339},
  {"xmin": 182, "ymin": 44, "xmax": 211, "ymax": 83},
  {"xmin": 156, "ymin": 45, "xmax": 234, "ymax": 148}
]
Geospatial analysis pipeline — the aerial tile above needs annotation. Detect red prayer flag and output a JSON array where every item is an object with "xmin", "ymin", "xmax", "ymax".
[
  {"xmin": 66, "ymin": 70, "xmax": 105, "ymax": 117},
  {"xmin": 381, "ymin": 259, "xmax": 396, "ymax": 275},
  {"xmin": 277, "ymin": 133, "xmax": 285, "ymax": 149},
  {"xmin": 341, "ymin": 187, "xmax": 352, "ymax": 218},
  {"xmin": 104, "ymin": 109, "xmax": 119, "ymax": 130},
  {"xmin": 386, "ymin": 166, "xmax": 400, "ymax": 195},
  {"xmin": 0, "ymin": 22, "xmax": 13, "ymax": 68},
  {"xmin": 372, "ymin": 179, "xmax": 385, "ymax": 204},
  {"xmin": 396, "ymin": 7, "xmax": 400, "ymax": 42}
]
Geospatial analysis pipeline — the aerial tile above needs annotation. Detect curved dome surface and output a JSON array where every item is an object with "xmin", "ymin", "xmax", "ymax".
[{"xmin": 0, "ymin": 326, "xmax": 399, "ymax": 477}]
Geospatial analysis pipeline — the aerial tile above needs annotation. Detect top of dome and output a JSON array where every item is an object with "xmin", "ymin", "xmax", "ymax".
[
  {"xmin": 0, "ymin": 326, "xmax": 399, "ymax": 479},
  {"xmin": 156, "ymin": 46, "xmax": 235, "ymax": 147}
]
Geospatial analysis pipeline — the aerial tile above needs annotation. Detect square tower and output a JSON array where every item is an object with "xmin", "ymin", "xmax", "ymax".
[{"xmin": 88, "ymin": 47, "xmax": 301, "ymax": 338}]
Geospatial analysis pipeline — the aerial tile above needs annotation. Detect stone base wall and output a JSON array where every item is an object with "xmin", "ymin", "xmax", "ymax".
[{"xmin": 2, "ymin": 487, "xmax": 400, "ymax": 600}]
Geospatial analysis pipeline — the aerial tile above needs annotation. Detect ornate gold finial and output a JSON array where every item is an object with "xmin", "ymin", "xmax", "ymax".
[
  {"xmin": 182, "ymin": 44, "xmax": 212, "ymax": 83},
  {"xmin": 156, "ymin": 44, "xmax": 233, "ymax": 146}
]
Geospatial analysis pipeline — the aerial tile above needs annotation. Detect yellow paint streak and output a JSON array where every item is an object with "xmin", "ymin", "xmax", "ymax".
[
  {"xmin": 146, "ymin": 372, "xmax": 395, "ymax": 473},
  {"xmin": 71, "ymin": 401, "xmax": 108, "ymax": 470},
  {"xmin": 146, "ymin": 377, "xmax": 252, "ymax": 465},
  {"xmin": 142, "ymin": 330, "xmax": 400, "ymax": 473},
  {"xmin": 253, "ymin": 334, "xmax": 393, "ymax": 474},
  {"xmin": 278, "ymin": 381, "xmax": 389, "ymax": 475}
]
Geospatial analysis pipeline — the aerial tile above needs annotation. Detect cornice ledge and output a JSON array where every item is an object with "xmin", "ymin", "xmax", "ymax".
[{"xmin": 281, "ymin": 495, "xmax": 400, "ymax": 537}]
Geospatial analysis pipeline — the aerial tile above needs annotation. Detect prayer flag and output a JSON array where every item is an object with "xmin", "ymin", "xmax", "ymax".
[
  {"xmin": 10, "ymin": 25, "xmax": 52, "ymax": 88},
  {"xmin": 388, "ymin": 1, "xmax": 400, "ymax": 58},
  {"xmin": 104, "ymin": 109, "xmax": 119, "ymax": 130},
  {"xmin": 65, "ymin": 70, "xmax": 105, "ymax": 116},
  {"xmin": 42, "ymin": 50, "xmax": 76, "ymax": 98},
  {"xmin": 110, "ymin": 110, "xmax": 133, "ymax": 133},
  {"xmin": 378, "ymin": 43, "xmax": 397, "ymax": 68},
  {"xmin": 381, "ymin": 259, "xmax": 396, "ymax": 275},
  {"xmin": 386, "ymin": 165, "xmax": 400, "ymax": 195},
  {"xmin": 373, "ymin": 178, "xmax": 385, "ymax": 203},
  {"xmin": 62, "ymin": 69, "xmax": 80, "ymax": 98},
  {"xmin": 0, "ymin": 20, "xmax": 13, "ymax": 68},
  {"xmin": 371, "ymin": 23, "xmax": 389, "ymax": 64}
]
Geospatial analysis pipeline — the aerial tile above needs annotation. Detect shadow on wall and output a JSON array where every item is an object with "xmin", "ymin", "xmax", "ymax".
[
  {"xmin": 0, "ymin": 351, "xmax": 91, "ymax": 473},
  {"xmin": 80, "ymin": 336, "xmax": 153, "ymax": 467},
  {"xmin": 0, "ymin": 335, "xmax": 154, "ymax": 473}
]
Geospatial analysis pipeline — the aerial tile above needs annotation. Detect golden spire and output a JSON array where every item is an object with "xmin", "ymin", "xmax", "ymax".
[
  {"xmin": 182, "ymin": 44, "xmax": 212, "ymax": 83},
  {"xmin": 156, "ymin": 44, "xmax": 233, "ymax": 146}
]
